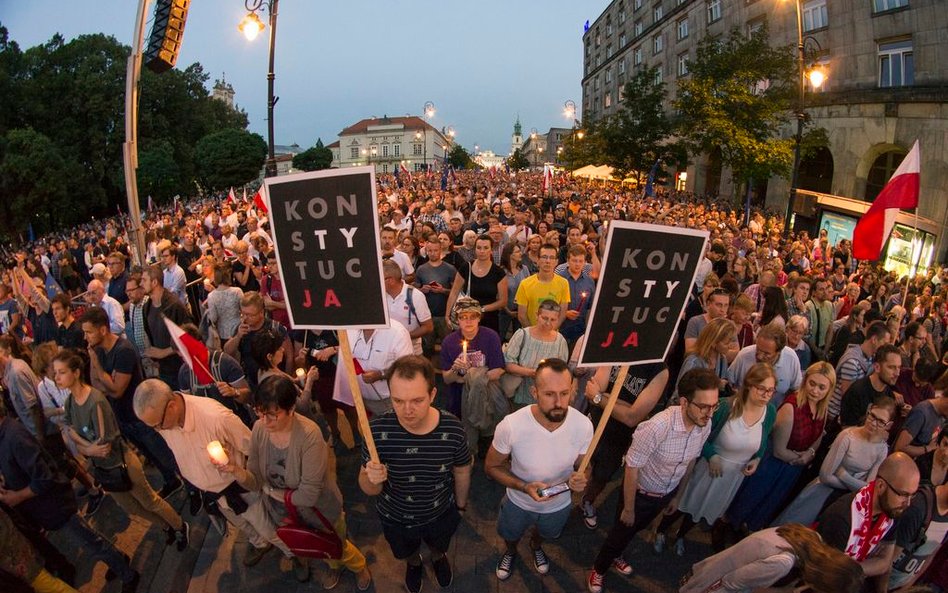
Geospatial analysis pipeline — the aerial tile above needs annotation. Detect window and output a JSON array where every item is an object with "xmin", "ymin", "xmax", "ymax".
[
  {"xmin": 653, "ymin": 33, "xmax": 663, "ymax": 54},
  {"xmin": 606, "ymin": 68, "xmax": 613, "ymax": 83},
  {"xmin": 412, "ymin": 143, "xmax": 422, "ymax": 156},
  {"xmin": 678, "ymin": 0, "xmax": 687, "ymax": 4},
  {"xmin": 381, "ymin": 144, "xmax": 389, "ymax": 157},
  {"xmin": 597, "ymin": 54, "xmax": 602, "ymax": 67},
  {"xmin": 677, "ymin": 18, "xmax": 689, "ymax": 40},
  {"xmin": 605, "ymin": 93, "xmax": 612, "ymax": 108},
  {"xmin": 634, "ymin": 46, "xmax": 643, "ymax": 65},
  {"xmin": 874, "ymin": 0, "xmax": 908, "ymax": 12},
  {"xmin": 382, "ymin": 164, "xmax": 388, "ymax": 173},
  {"xmin": 635, "ymin": 0, "xmax": 643, "ymax": 9},
  {"xmin": 619, "ymin": 57, "xmax": 627, "ymax": 74},
  {"xmin": 620, "ymin": 33, "xmax": 627, "ymax": 47},
  {"xmin": 595, "ymin": 76, "xmax": 601, "ymax": 90},
  {"xmin": 619, "ymin": 8, "xmax": 626, "ymax": 23},
  {"xmin": 635, "ymin": 19, "xmax": 643, "ymax": 36},
  {"xmin": 654, "ymin": 5, "xmax": 663, "ymax": 22},
  {"xmin": 802, "ymin": 0, "xmax": 827, "ymax": 32},
  {"xmin": 747, "ymin": 18, "xmax": 766, "ymax": 36},
  {"xmin": 607, "ymin": 44, "xmax": 614, "ymax": 58},
  {"xmin": 350, "ymin": 147, "xmax": 359, "ymax": 159},
  {"xmin": 878, "ymin": 39, "xmax": 914, "ymax": 87},
  {"xmin": 654, "ymin": 66, "xmax": 663, "ymax": 84},
  {"xmin": 393, "ymin": 144, "xmax": 400, "ymax": 156},
  {"xmin": 607, "ymin": 21, "xmax": 613, "ymax": 35},
  {"xmin": 707, "ymin": 0, "xmax": 722, "ymax": 23},
  {"xmin": 677, "ymin": 53, "xmax": 689, "ymax": 76}
]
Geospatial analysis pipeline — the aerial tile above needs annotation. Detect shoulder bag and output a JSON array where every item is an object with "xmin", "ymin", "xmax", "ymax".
[{"xmin": 275, "ymin": 489, "xmax": 343, "ymax": 560}]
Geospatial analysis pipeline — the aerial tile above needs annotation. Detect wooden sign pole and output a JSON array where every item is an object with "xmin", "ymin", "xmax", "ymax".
[
  {"xmin": 577, "ymin": 365, "xmax": 630, "ymax": 474},
  {"xmin": 337, "ymin": 330, "xmax": 379, "ymax": 464}
]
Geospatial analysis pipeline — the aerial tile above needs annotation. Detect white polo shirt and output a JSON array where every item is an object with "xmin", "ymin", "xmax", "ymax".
[{"xmin": 386, "ymin": 282, "xmax": 432, "ymax": 355}]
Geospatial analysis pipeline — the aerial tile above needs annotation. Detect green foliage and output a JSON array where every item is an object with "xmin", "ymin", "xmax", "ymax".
[
  {"xmin": 194, "ymin": 128, "xmax": 266, "ymax": 191},
  {"xmin": 674, "ymin": 26, "xmax": 796, "ymax": 197},
  {"xmin": 0, "ymin": 25, "xmax": 250, "ymax": 234},
  {"xmin": 800, "ymin": 125, "xmax": 830, "ymax": 160},
  {"xmin": 506, "ymin": 148, "xmax": 530, "ymax": 171},
  {"xmin": 293, "ymin": 138, "xmax": 333, "ymax": 171},
  {"xmin": 596, "ymin": 66, "xmax": 676, "ymax": 180},
  {"xmin": 559, "ymin": 126, "xmax": 607, "ymax": 171},
  {"xmin": 447, "ymin": 144, "xmax": 475, "ymax": 169}
]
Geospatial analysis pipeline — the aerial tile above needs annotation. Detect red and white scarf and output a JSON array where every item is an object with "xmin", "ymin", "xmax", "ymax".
[{"xmin": 845, "ymin": 480, "xmax": 894, "ymax": 561}]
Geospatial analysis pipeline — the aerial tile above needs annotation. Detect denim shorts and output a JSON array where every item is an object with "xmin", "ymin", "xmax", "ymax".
[{"xmin": 496, "ymin": 495, "xmax": 572, "ymax": 542}]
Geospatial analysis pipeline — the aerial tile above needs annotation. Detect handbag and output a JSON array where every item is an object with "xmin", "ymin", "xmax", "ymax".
[
  {"xmin": 275, "ymin": 489, "xmax": 343, "ymax": 560},
  {"xmin": 499, "ymin": 328, "xmax": 526, "ymax": 398},
  {"xmin": 92, "ymin": 440, "xmax": 132, "ymax": 492}
]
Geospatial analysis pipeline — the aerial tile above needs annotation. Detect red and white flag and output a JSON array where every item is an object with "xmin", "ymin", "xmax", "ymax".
[
  {"xmin": 147, "ymin": 195, "xmax": 155, "ymax": 212},
  {"xmin": 542, "ymin": 165, "xmax": 554, "ymax": 194},
  {"xmin": 242, "ymin": 187, "xmax": 248, "ymax": 203},
  {"xmin": 163, "ymin": 316, "xmax": 215, "ymax": 385},
  {"xmin": 227, "ymin": 187, "xmax": 236, "ymax": 203},
  {"xmin": 852, "ymin": 140, "xmax": 920, "ymax": 261},
  {"xmin": 253, "ymin": 187, "xmax": 268, "ymax": 214}
]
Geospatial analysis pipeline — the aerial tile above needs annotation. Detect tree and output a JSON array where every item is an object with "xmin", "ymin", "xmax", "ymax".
[
  {"xmin": 447, "ymin": 144, "xmax": 475, "ymax": 169},
  {"xmin": 506, "ymin": 148, "xmax": 530, "ymax": 171},
  {"xmin": 674, "ymin": 26, "xmax": 797, "ymax": 200},
  {"xmin": 596, "ymin": 66, "xmax": 676, "ymax": 182},
  {"xmin": 137, "ymin": 140, "xmax": 181, "ymax": 203},
  {"xmin": 559, "ymin": 124, "xmax": 608, "ymax": 171},
  {"xmin": 194, "ymin": 128, "xmax": 266, "ymax": 191},
  {"xmin": 293, "ymin": 138, "xmax": 333, "ymax": 171}
]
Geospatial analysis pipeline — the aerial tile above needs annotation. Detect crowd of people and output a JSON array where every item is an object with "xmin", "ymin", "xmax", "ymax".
[{"xmin": 1, "ymin": 168, "xmax": 948, "ymax": 593}]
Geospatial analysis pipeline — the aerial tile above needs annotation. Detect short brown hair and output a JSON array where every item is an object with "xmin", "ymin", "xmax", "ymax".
[{"xmin": 387, "ymin": 354, "xmax": 436, "ymax": 392}]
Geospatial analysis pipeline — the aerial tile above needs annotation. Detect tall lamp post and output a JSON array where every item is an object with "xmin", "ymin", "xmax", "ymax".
[
  {"xmin": 784, "ymin": 0, "xmax": 827, "ymax": 237},
  {"xmin": 421, "ymin": 101, "xmax": 435, "ymax": 171},
  {"xmin": 530, "ymin": 128, "xmax": 538, "ymax": 169},
  {"xmin": 239, "ymin": 0, "xmax": 280, "ymax": 178}
]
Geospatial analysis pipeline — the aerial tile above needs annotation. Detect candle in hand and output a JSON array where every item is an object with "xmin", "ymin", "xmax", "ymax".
[
  {"xmin": 207, "ymin": 440, "xmax": 229, "ymax": 466},
  {"xmin": 295, "ymin": 367, "xmax": 306, "ymax": 385},
  {"xmin": 577, "ymin": 291, "xmax": 588, "ymax": 311},
  {"xmin": 461, "ymin": 340, "xmax": 468, "ymax": 364}
]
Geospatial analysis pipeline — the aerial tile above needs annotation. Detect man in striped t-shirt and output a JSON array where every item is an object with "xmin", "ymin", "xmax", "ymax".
[{"xmin": 360, "ymin": 355, "xmax": 472, "ymax": 593}]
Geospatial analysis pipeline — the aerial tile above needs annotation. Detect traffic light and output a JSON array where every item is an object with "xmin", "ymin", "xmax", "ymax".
[{"xmin": 144, "ymin": 0, "xmax": 190, "ymax": 74}]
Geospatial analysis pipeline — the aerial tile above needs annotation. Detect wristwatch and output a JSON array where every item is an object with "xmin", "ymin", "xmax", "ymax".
[{"xmin": 593, "ymin": 393, "xmax": 603, "ymax": 405}]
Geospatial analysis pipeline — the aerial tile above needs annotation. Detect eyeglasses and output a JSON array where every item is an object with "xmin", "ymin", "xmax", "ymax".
[
  {"xmin": 688, "ymin": 401, "xmax": 720, "ymax": 414},
  {"xmin": 148, "ymin": 398, "xmax": 172, "ymax": 429},
  {"xmin": 866, "ymin": 410, "xmax": 894, "ymax": 429},
  {"xmin": 538, "ymin": 254, "xmax": 557, "ymax": 260},
  {"xmin": 878, "ymin": 476, "xmax": 916, "ymax": 500},
  {"xmin": 751, "ymin": 384, "xmax": 777, "ymax": 395},
  {"xmin": 255, "ymin": 408, "xmax": 284, "ymax": 422},
  {"xmin": 457, "ymin": 313, "xmax": 480, "ymax": 321}
]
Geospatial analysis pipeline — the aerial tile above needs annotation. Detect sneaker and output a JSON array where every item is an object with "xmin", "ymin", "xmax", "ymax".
[
  {"xmin": 85, "ymin": 491, "xmax": 105, "ymax": 517},
  {"xmin": 405, "ymin": 559, "xmax": 424, "ymax": 593},
  {"xmin": 243, "ymin": 543, "xmax": 273, "ymax": 567},
  {"xmin": 208, "ymin": 512, "xmax": 227, "ymax": 536},
  {"xmin": 496, "ymin": 552, "xmax": 515, "ymax": 581},
  {"xmin": 674, "ymin": 538, "xmax": 685, "ymax": 557},
  {"xmin": 320, "ymin": 568, "xmax": 341, "ymax": 590},
  {"xmin": 532, "ymin": 547, "xmax": 550, "ymax": 575},
  {"xmin": 581, "ymin": 500, "xmax": 598, "ymax": 530},
  {"xmin": 587, "ymin": 569, "xmax": 604, "ymax": 593},
  {"xmin": 653, "ymin": 533, "xmax": 666, "ymax": 554},
  {"xmin": 612, "ymin": 557, "xmax": 633, "ymax": 576},
  {"xmin": 175, "ymin": 522, "xmax": 190, "ymax": 552},
  {"xmin": 158, "ymin": 479, "xmax": 183, "ymax": 500},
  {"xmin": 432, "ymin": 554, "xmax": 452, "ymax": 587},
  {"xmin": 355, "ymin": 567, "xmax": 372, "ymax": 591},
  {"xmin": 164, "ymin": 526, "xmax": 177, "ymax": 546},
  {"xmin": 292, "ymin": 557, "xmax": 310, "ymax": 583},
  {"xmin": 121, "ymin": 570, "xmax": 141, "ymax": 593},
  {"xmin": 188, "ymin": 488, "xmax": 203, "ymax": 515}
]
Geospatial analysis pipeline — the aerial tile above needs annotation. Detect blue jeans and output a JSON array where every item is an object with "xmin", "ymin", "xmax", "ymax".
[
  {"xmin": 119, "ymin": 418, "xmax": 180, "ymax": 487},
  {"xmin": 57, "ymin": 514, "xmax": 135, "ymax": 583},
  {"xmin": 497, "ymin": 496, "xmax": 572, "ymax": 542}
]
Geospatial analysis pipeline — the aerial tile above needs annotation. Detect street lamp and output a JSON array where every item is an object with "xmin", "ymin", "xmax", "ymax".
[
  {"xmin": 784, "ymin": 0, "xmax": 828, "ymax": 237},
  {"xmin": 240, "ymin": 0, "xmax": 280, "ymax": 178},
  {"xmin": 418, "ymin": 101, "xmax": 435, "ymax": 171},
  {"xmin": 564, "ymin": 100, "xmax": 576, "ymax": 121},
  {"xmin": 530, "ymin": 128, "xmax": 538, "ymax": 169}
]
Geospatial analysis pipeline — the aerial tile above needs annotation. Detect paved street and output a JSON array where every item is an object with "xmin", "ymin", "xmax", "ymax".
[{"xmin": 59, "ymin": 412, "xmax": 713, "ymax": 593}]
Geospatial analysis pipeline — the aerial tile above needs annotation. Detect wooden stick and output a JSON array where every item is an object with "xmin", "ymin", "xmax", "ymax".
[
  {"xmin": 337, "ymin": 330, "xmax": 379, "ymax": 463},
  {"xmin": 577, "ymin": 365, "xmax": 629, "ymax": 475}
]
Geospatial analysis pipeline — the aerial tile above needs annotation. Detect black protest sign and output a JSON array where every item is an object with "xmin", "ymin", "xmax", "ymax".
[
  {"xmin": 264, "ymin": 167, "xmax": 388, "ymax": 329},
  {"xmin": 578, "ymin": 221, "xmax": 708, "ymax": 367}
]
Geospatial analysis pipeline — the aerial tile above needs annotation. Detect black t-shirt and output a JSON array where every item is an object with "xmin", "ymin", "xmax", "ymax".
[
  {"xmin": 232, "ymin": 257, "xmax": 260, "ymax": 292},
  {"xmin": 177, "ymin": 246, "xmax": 202, "ymax": 282},
  {"xmin": 143, "ymin": 290, "xmax": 189, "ymax": 378},
  {"xmin": 55, "ymin": 319, "xmax": 86, "ymax": 350},
  {"xmin": 590, "ymin": 362, "xmax": 667, "ymax": 450},
  {"xmin": 455, "ymin": 261, "xmax": 505, "ymax": 312},
  {"xmin": 238, "ymin": 319, "xmax": 288, "ymax": 391},
  {"xmin": 839, "ymin": 376, "xmax": 893, "ymax": 428},
  {"xmin": 96, "ymin": 337, "xmax": 144, "ymax": 424},
  {"xmin": 817, "ymin": 489, "xmax": 897, "ymax": 553}
]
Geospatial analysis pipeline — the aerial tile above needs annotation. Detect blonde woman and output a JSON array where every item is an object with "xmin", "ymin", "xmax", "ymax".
[
  {"xmin": 675, "ymin": 318, "xmax": 736, "ymax": 396},
  {"xmin": 726, "ymin": 362, "xmax": 834, "ymax": 531}
]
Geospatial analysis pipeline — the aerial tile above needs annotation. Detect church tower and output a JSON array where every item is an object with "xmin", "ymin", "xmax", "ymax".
[
  {"xmin": 212, "ymin": 73, "xmax": 236, "ymax": 109},
  {"xmin": 511, "ymin": 115, "xmax": 523, "ymax": 155}
]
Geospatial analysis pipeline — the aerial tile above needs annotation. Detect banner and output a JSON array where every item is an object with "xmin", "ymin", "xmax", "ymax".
[
  {"xmin": 264, "ymin": 167, "xmax": 388, "ymax": 329},
  {"xmin": 577, "ymin": 221, "xmax": 708, "ymax": 366}
]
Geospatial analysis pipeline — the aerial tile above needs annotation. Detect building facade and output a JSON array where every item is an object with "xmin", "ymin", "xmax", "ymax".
[
  {"xmin": 582, "ymin": 0, "xmax": 948, "ymax": 256},
  {"xmin": 330, "ymin": 115, "xmax": 450, "ymax": 174}
]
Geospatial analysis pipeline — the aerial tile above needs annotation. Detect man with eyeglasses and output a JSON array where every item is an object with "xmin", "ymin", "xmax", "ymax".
[
  {"xmin": 515, "ymin": 243, "xmax": 570, "ymax": 327},
  {"xmin": 587, "ymin": 368, "xmax": 719, "ymax": 593},
  {"xmin": 157, "ymin": 242, "xmax": 188, "ymax": 305},
  {"xmin": 133, "ymin": 379, "xmax": 288, "ymax": 568},
  {"xmin": 726, "ymin": 323, "xmax": 801, "ymax": 408},
  {"xmin": 105, "ymin": 251, "xmax": 129, "ymax": 307},
  {"xmin": 898, "ymin": 321, "xmax": 935, "ymax": 371},
  {"xmin": 817, "ymin": 452, "xmax": 920, "ymax": 583},
  {"xmin": 838, "ymin": 344, "xmax": 903, "ymax": 429}
]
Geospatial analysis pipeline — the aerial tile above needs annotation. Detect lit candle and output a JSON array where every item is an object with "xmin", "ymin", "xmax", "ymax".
[
  {"xmin": 461, "ymin": 340, "xmax": 468, "ymax": 364},
  {"xmin": 196, "ymin": 263, "xmax": 203, "ymax": 274},
  {"xmin": 206, "ymin": 440, "xmax": 229, "ymax": 465},
  {"xmin": 577, "ymin": 291, "xmax": 588, "ymax": 311},
  {"xmin": 295, "ymin": 367, "xmax": 306, "ymax": 385}
]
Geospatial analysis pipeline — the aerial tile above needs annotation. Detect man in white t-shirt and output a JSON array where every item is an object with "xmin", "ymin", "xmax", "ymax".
[
  {"xmin": 485, "ymin": 358, "xmax": 593, "ymax": 581},
  {"xmin": 383, "ymin": 260, "xmax": 433, "ymax": 355}
]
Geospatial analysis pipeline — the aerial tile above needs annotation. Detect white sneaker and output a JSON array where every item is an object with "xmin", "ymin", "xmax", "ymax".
[
  {"xmin": 581, "ymin": 500, "xmax": 598, "ymax": 529},
  {"xmin": 674, "ymin": 538, "xmax": 685, "ymax": 556},
  {"xmin": 653, "ymin": 533, "xmax": 666, "ymax": 554}
]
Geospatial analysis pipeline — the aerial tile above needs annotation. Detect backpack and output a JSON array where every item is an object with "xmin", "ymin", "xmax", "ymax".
[{"xmin": 405, "ymin": 286, "xmax": 417, "ymax": 326}]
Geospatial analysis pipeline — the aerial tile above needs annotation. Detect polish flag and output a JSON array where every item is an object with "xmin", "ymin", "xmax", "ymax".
[
  {"xmin": 163, "ymin": 316, "xmax": 215, "ymax": 385},
  {"xmin": 242, "ymin": 187, "xmax": 248, "ymax": 203},
  {"xmin": 253, "ymin": 188, "xmax": 268, "ymax": 214},
  {"xmin": 227, "ymin": 187, "xmax": 236, "ymax": 203},
  {"xmin": 852, "ymin": 140, "xmax": 920, "ymax": 261}
]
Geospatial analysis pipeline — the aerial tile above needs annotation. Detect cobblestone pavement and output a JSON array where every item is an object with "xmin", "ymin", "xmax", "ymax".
[{"xmin": 59, "ymin": 413, "xmax": 714, "ymax": 593}]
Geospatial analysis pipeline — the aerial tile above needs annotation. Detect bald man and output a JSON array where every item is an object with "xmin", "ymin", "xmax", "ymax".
[
  {"xmin": 817, "ymin": 452, "xmax": 921, "ymax": 584},
  {"xmin": 85, "ymin": 279, "xmax": 125, "ymax": 335}
]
